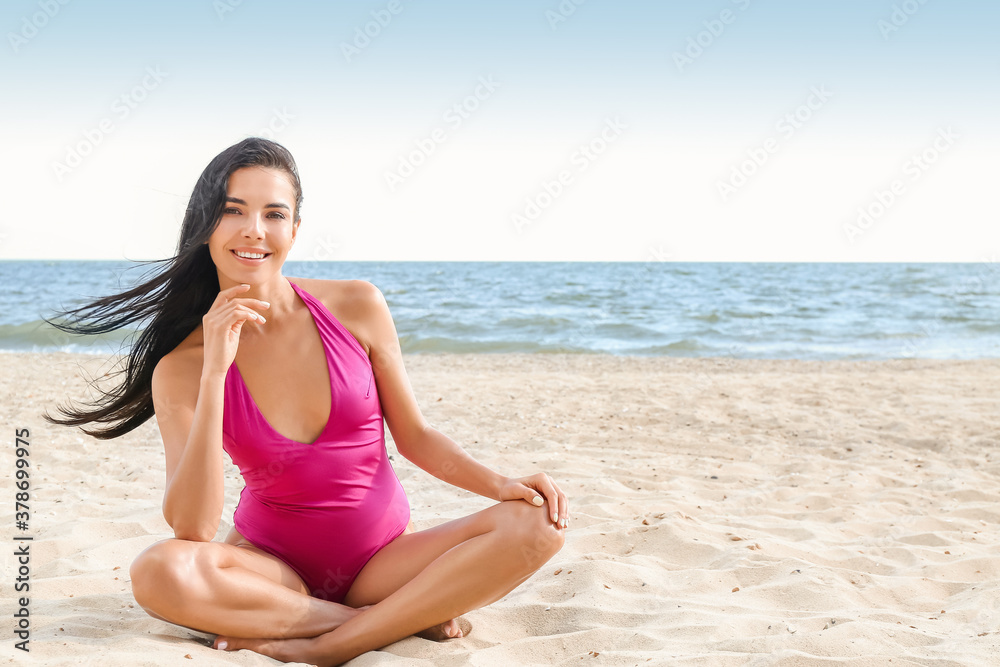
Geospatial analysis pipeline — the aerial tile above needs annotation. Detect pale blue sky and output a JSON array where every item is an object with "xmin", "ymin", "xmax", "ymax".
[{"xmin": 2, "ymin": 0, "xmax": 998, "ymax": 261}]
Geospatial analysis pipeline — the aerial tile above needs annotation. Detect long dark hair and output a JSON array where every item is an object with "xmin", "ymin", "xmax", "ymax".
[{"xmin": 44, "ymin": 137, "xmax": 304, "ymax": 439}]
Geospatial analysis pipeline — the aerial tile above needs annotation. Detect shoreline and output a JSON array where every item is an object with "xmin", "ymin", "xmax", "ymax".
[{"xmin": 6, "ymin": 347, "xmax": 1000, "ymax": 361}]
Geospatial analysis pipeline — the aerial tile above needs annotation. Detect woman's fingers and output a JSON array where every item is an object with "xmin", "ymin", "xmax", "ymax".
[
  {"xmin": 208, "ymin": 306, "xmax": 265, "ymax": 335},
  {"xmin": 219, "ymin": 282, "xmax": 252, "ymax": 297},
  {"xmin": 541, "ymin": 477, "xmax": 560, "ymax": 524},
  {"xmin": 210, "ymin": 285, "xmax": 269, "ymax": 317},
  {"xmin": 504, "ymin": 473, "xmax": 570, "ymax": 529},
  {"xmin": 510, "ymin": 479, "xmax": 549, "ymax": 512},
  {"xmin": 233, "ymin": 304, "xmax": 266, "ymax": 324},
  {"xmin": 212, "ymin": 284, "xmax": 271, "ymax": 319},
  {"xmin": 200, "ymin": 286, "xmax": 272, "ymax": 375},
  {"xmin": 229, "ymin": 297, "xmax": 271, "ymax": 314},
  {"xmin": 556, "ymin": 485, "xmax": 569, "ymax": 528},
  {"xmin": 541, "ymin": 475, "xmax": 569, "ymax": 529},
  {"xmin": 526, "ymin": 473, "xmax": 565, "ymax": 526},
  {"xmin": 207, "ymin": 291, "xmax": 270, "ymax": 327},
  {"xmin": 213, "ymin": 282, "xmax": 251, "ymax": 305}
]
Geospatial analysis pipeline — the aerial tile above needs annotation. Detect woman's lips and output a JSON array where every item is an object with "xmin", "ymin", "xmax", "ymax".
[{"xmin": 230, "ymin": 249, "xmax": 272, "ymax": 264}]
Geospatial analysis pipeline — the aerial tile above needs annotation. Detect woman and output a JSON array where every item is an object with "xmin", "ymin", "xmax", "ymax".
[{"xmin": 46, "ymin": 137, "xmax": 568, "ymax": 666}]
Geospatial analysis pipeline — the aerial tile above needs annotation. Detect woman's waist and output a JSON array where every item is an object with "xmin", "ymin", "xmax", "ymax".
[
  {"xmin": 235, "ymin": 476, "xmax": 409, "ymax": 523},
  {"xmin": 223, "ymin": 430, "xmax": 390, "ymax": 486}
]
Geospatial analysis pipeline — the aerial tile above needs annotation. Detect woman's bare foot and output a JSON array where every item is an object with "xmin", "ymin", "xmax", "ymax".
[
  {"xmin": 213, "ymin": 616, "xmax": 471, "ymax": 665},
  {"xmin": 214, "ymin": 635, "xmax": 328, "ymax": 665},
  {"xmin": 415, "ymin": 616, "xmax": 472, "ymax": 641}
]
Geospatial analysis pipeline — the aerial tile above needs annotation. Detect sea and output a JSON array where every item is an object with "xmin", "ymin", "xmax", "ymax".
[{"xmin": 1, "ymin": 260, "xmax": 998, "ymax": 360}]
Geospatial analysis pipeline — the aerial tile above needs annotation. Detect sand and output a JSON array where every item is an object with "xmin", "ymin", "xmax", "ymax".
[{"xmin": 1, "ymin": 352, "xmax": 999, "ymax": 666}]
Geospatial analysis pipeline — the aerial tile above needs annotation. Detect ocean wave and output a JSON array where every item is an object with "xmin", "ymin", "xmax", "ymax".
[
  {"xmin": 496, "ymin": 315, "xmax": 577, "ymax": 328},
  {"xmin": 621, "ymin": 339, "xmax": 713, "ymax": 355},
  {"xmin": 398, "ymin": 336, "xmax": 591, "ymax": 354},
  {"xmin": 0, "ymin": 320, "xmax": 134, "ymax": 353}
]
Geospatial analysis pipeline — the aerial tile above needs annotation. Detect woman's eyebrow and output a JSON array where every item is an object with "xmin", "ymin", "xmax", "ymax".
[{"xmin": 225, "ymin": 196, "xmax": 290, "ymax": 210}]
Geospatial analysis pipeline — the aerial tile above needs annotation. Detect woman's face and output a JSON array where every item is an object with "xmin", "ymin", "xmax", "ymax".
[{"xmin": 208, "ymin": 166, "xmax": 299, "ymax": 286}]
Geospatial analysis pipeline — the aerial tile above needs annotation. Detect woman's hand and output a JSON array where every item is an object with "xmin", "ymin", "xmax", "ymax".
[
  {"xmin": 499, "ymin": 472, "xmax": 569, "ymax": 529},
  {"xmin": 201, "ymin": 283, "xmax": 270, "ymax": 378}
]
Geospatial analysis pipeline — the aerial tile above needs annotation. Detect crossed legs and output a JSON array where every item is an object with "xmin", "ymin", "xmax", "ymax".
[{"xmin": 130, "ymin": 499, "xmax": 564, "ymax": 665}]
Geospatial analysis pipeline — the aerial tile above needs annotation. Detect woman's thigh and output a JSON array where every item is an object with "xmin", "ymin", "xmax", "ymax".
[
  {"xmin": 221, "ymin": 525, "xmax": 312, "ymax": 595},
  {"xmin": 344, "ymin": 500, "xmax": 554, "ymax": 607},
  {"xmin": 130, "ymin": 527, "xmax": 311, "ymax": 625},
  {"xmin": 131, "ymin": 526, "xmax": 310, "ymax": 596}
]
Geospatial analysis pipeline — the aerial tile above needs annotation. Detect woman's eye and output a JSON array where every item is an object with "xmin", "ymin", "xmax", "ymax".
[{"xmin": 222, "ymin": 207, "xmax": 284, "ymax": 218}]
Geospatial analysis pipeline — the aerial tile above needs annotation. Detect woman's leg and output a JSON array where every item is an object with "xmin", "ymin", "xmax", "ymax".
[
  {"xmin": 129, "ymin": 528, "xmax": 360, "ymax": 639},
  {"xmin": 216, "ymin": 499, "xmax": 564, "ymax": 666}
]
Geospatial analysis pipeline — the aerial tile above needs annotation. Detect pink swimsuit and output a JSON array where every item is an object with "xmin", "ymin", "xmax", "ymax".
[{"xmin": 221, "ymin": 280, "xmax": 410, "ymax": 603}]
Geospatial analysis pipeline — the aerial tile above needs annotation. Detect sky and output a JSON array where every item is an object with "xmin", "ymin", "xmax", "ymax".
[{"xmin": 1, "ymin": 0, "xmax": 998, "ymax": 262}]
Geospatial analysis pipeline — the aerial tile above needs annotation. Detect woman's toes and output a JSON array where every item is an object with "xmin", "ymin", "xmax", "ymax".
[
  {"xmin": 214, "ymin": 636, "xmax": 283, "ymax": 659},
  {"xmin": 415, "ymin": 616, "xmax": 472, "ymax": 641},
  {"xmin": 214, "ymin": 636, "xmax": 259, "ymax": 652}
]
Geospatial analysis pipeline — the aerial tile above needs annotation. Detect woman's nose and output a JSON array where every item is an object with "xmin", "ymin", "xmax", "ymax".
[{"xmin": 240, "ymin": 212, "xmax": 265, "ymax": 238}]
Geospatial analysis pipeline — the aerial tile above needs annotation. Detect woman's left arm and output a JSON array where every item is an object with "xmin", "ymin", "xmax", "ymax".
[{"xmin": 349, "ymin": 281, "xmax": 568, "ymax": 528}]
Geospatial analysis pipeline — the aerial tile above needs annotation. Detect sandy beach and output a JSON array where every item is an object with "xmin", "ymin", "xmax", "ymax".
[{"xmin": 2, "ymin": 351, "xmax": 999, "ymax": 666}]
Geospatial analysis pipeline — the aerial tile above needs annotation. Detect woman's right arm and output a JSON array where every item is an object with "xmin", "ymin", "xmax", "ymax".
[
  {"xmin": 154, "ymin": 284, "xmax": 269, "ymax": 541},
  {"xmin": 154, "ymin": 355, "xmax": 227, "ymax": 541}
]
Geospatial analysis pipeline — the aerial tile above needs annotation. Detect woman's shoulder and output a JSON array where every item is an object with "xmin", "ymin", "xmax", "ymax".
[
  {"xmin": 152, "ymin": 330, "xmax": 205, "ymax": 393},
  {"xmin": 287, "ymin": 276, "xmax": 381, "ymax": 304},
  {"xmin": 287, "ymin": 277, "xmax": 388, "ymax": 352}
]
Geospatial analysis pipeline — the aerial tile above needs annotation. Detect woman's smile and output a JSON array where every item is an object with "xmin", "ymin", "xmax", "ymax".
[{"xmin": 229, "ymin": 247, "xmax": 273, "ymax": 264}]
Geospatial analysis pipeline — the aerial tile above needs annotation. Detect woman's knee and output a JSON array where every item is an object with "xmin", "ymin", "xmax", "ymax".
[
  {"xmin": 494, "ymin": 500, "xmax": 565, "ymax": 568},
  {"xmin": 130, "ymin": 538, "xmax": 217, "ymax": 613}
]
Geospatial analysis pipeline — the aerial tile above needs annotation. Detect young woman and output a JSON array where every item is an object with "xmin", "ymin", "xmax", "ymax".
[{"xmin": 47, "ymin": 137, "xmax": 568, "ymax": 666}]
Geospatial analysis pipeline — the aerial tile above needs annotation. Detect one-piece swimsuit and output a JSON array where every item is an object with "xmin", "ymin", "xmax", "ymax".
[{"xmin": 221, "ymin": 279, "xmax": 411, "ymax": 602}]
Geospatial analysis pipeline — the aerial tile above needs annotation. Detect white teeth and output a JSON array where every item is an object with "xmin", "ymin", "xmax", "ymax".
[{"xmin": 234, "ymin": 250, "xmax": 266, "ymax": 259}]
